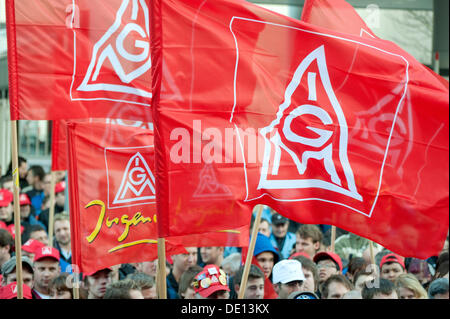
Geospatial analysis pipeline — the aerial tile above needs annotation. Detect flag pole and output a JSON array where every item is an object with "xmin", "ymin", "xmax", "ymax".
[
  {"xmin": 157, "ymin": 237, "xmax": 167, "ymax": 299},
  {"xmin": 47, "ymin": 170, "xmax": 57, "ymax": 247},
  {"xmin": 10, "ymin": 120, "xmax": 23, "ymax": 299},
  {"xmin": 238, "ymin": 204, "xmax": 263, "ymax": 299},
  {"xmin": 330, "ymin": 226, "xmax": 336, "ymax": 253},
  {"xmin": 369, "ymin": 240, "xmax": 375, "ymax": 265}
]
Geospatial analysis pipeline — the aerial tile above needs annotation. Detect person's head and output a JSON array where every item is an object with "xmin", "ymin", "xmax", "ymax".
[
  {"xmin": 21, "ymin": 238, "xmax": 45, "ymax": 261},
  {"xmin": 0, "ymin": 189, "xmax": 13, "ymax": 223},
  {"xmin": 433, "ymin": 252, "xmax": 449, "ymax": 280},
  {"xmin": 126, "ymin": 272, "xmax": 156, "ymax": 299},
  {"xmin": 42, "ymin": 173, "xmax": 53, "ymax": 197},
  {"xmin": 272, "ymin": 259, "xmax": 305, "ymax": 299},
  {"xmin": 33, "ymin": 246, "xmax": 61, "ymax": 294},
  {"xmin": 28, "ymin": 225, "xmax": 49, "ymax": 246},
  {"xmin": 295, "ymin": 224, "xmax": 323, "ymax": 258},
  {"xmin": 84, "ymin": 268, "xmax": 113, "ymax": 299},
  {"xmin": 1, "ymin": 255, "xmax": 35, "ymax": 288},
  {"xmin": 313, "ymin": 252, "xmax": 342, "ymax": 284},
  {"xmin": 19, "ymin": 193, "xmax": 32, "ymax": 220},
  {"xmin": 271, "ymin": 213, "xmax": 289, "ymax": 239},
  {"xmin": 220, "ymin": 252, "xmax": 241, "ymax": 278},
  {"xmin": 394, "ymin": 273, "xmax": 428, "ymax": 299},
  {"xmin": 321, "ymin": 274, "xmax": 353, "ymax": 299},
  {"xmin": 292, "ymin": 255, "xmax": 318, "ymax": 293},
  {"xmin": 380, "ymin": 253, "xmax": 406, "ymax": 282},
  {"xmin": 200, "ymin": 246, "xmax": 224, "ymax": 266},
  {"xmin": 103, "ymin": 279, "xmax": 144, "ymax": 299},
  {"xmin": 0, "ymin": 229, "xmax": 13, "ymax": 266},
  {"xmin": 0, "ymin": 282, "xmax": 33, "ymax": 299},
  {"xmin": 49, "ymin": 273, "xmax": 73, "ymax": 299},
  {"xmin": 0, "ymin": 176, "xmax": 14, "ymax": 193},
  {"xmin": 362, "ymin": 278, "xmax": 398, "ymax": 299},
  {"xmin": 134, "ymin": 260, "xmax": 157, "ymax": 277},
  {"xmin": 54, "ymin": 213, "xmax": 71, "ymax": 246},
  {"xmin": 26, "ymin": 165, "xmax": 46, "ymax": 189},
  {"xmin": 353, "ymin": 270, "xmax": 377, "ymax": 292},
  {"xmin": 346, "ymin": 257, "xmax": 368, "ymax": 283},
  {"xmin": 178, "ymin": 265, "xmax": 203, "ymax": 299},
  {"xmin": 233, "ymin": 264, "xmax": 265, "ymax": 299},
  {"xmin": 54, "ymin": 182, "xmax": 66, "ymax": 207},
  {"xmin": 406, "ymin": 258, "xmax": 432, "ymax": 286},
  {"xmin": 172, "ymin": 247, "xmax": 198, "ymax": 276},
  {"xmin": 18, "ymin": 157, "xmax": 28, "ymax": 179},
  {"xmin": 258, "ymin": 218, "xmax": 271, "ymax": 238},
  {"xmin": 253, "ymin": 233, "xmax": 280, "ymax": 279},
  {"xmin": 427, "ymin": 278, "xmax": 449, "ymax": 299},
  {"xmin": 193, "ymin": 264, "xmax": 230, "ymax": 299}
]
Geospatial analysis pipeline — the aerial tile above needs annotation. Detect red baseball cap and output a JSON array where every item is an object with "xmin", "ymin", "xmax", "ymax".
[
  {"xmin": 0, "ymin": 221, "xmax": 7, "ymax": 230},
  {"xmin": 193, "ymin": 264, "xmax": 230, "ymax": 298},
  {"xmin": 19, "ymin": 193, "xmax": 31, "ymax": 206},
  {"xmin": 6, "ymin": 224, "xmax": 25, "ymax": 239},
  {"xmin": 55, "ymin": 181, "xmax": 66, "ymax": 194},
  {"xmin": 34, "ymin": 246, "xmax": 60, "ymax": 262},
  {"xmin": 22, "ymin": 238, "xmax": 46, "ymax": 254},
  {"xmin": 313, "ymin": 252, "xmax": 343, "ymax": 271},
  {"xmin": 0, "ymin": 189, "xmax": 13, "ymax": 207},
  {"xmin": 380, "ymin": 253, "xmax": 405, "ymax": 270},
  {"xmin": 289, "ymin": 251, "xmax": 312, "ymax": 260},
  {"xmin": 0, "ymin": 282, "xmax": 32, "ymax": 299}
]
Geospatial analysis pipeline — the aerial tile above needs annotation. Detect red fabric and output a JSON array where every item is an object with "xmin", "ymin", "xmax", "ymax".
[
  {"xmin": 150, "ymin": 0, "xmax": 449, "ymax": 259},
  {"xmin": 6, "ymin": 0, "xmax": 153, "ymax": 121},
  {"xmin": 51, "ymin": 121, "xmax": 68, "ymax": 171}
]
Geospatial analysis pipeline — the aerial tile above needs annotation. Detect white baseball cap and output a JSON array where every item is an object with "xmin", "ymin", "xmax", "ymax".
[{"xmin": 272, "ymin": 259, "xmax": 305, "ymax": 284}]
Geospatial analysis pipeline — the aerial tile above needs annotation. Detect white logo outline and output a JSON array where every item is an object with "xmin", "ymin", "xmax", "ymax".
[{"xmin": 229, "ymin": 17, "xmax": 409, "ymax": 218}]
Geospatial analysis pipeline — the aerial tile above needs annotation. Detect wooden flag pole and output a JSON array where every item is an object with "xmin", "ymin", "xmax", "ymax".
[
  {"xmin": 369, "ymin": 240, "xmax": 375, "ymax": 265},
  {"xmin": 157, "ymin": 237, "xmax": 167, "ymax": 299},
  {"xmin": 238, "ymin": 204, "xmax": 263, "ymax": 299},
  {"xmin": 47, "ymin": 170, "xmax": 57, "ymax": 247},
  {"xmin": 72, "ymin": 271, "xmax": 80, "ymax": 299},
  {"xmin": 10, "ymin": 120, "xmax": 23, "ymax": 299},
  {"xmin": 330, "ymin": 226, "xmax": 336, "ymax": 253}
]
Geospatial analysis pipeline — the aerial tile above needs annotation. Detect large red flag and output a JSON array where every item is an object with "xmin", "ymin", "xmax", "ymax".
[
  {"xmin": 67, "ymin": 121, "xmax": 248, "ymax": 273},
  {"xmin": 5, "ymin": 0, "xmax": 179, "ymax": 121},
  {"xmin": 150, "ymin": 0, "xmax": 449, "ymax": 259}
]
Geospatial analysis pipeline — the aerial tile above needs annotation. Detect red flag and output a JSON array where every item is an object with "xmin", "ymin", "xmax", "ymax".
[
  {"xmin": 6, "ymin": 0, "xmax": 181, "ymax": 121},
  {"xmin": 67, "ymin": 120, "xmax": 249, "ymax": 273},
  {"xmin": 150, "ymin": 0, "xmax": 449, "ymax": 258},
  {"xmin": 51, "ymin": 121, "xmax": 68, "ymax": 172}
]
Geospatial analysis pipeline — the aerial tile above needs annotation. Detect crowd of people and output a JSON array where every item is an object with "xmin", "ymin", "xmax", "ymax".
[{"xmin": 0, "ymin": 157, "xmax": 448, "ymax": 299}]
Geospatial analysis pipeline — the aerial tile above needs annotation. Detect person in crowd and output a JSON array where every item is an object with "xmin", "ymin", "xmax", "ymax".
[
  {"xmin": 134, "ymin": 260, "xmax": 157, "ymax": 278},
  {"xmin": 178, "ymin": 265, "xmax": 203, "ymax": 299},
  {"xmin": 253, "ymin": 233, "xmax": 280, "ymax": 281},
  {"xmin": 21, "ymin": 238, "xmax": 45, "ymax": 261},
  {"xmin": 1, "ymin": 156, "xmax": 29, "ymax": 190},
  {"xmin": 406, "ymin": 258, "xmax": 433, "ymax": 289},
  {"xmin": 167, "ymin": 247, "xmax": 198, "ymax": 299},
  {"xmin": 0, "ymin": 176, "xmax": 14, "ymax": 193},
  {"xmin": 83, "ymin": 267, "xmax": 114, "ymax": 299},
  {"xmin": 51, "ymin": 213, "xmax": 72, "ymax": 273},
  {"xmin": 49, "ymin": 273, "xmax": 73, "ymax": 299},
  {"xmin": 320, "ymin": 274, "xmax": 353, "ymax": 299},
  {"xmin": 294, "ymin": 224, "xmax": 323, "ymax": 259},
  {"xmin": 221, "ymin": 252, "xmax": 241, "ymax": 278},
  {"xmin": 1, "ymin": 255, "xmax": 35, "ymax": 289},
  {"xmin": 233, "ymin": 264, "xmax": 265, "ymax": 299},
  {"xmin": 32, "ymin": 246, "xmax": 61, "ymax": 299},
  {"xmin": 291, "ymin": 254, "xmax": 319, "ymax": 294},
  {"xmin": 0, "ymin": 189, "xmax": 14, "ymax": 226},
  {"xmin": 199, "ymin": 246, "xmax": 224, "ymax": 267},
  {"xmin": 361, "ymin": 278, "xmax": 398, "ymax": 299},
  {"xmin": 269, "ymin": 213, "xmax": 296, "ymax": 260},
  {"xmin": 127, "ymin": 272, "xmax": 157, "ymax": 299},
  {"xmin": 272, "ymin": 259, "xmax": 305, "ymax": 299},
  {"xmin": 257, "ymin": 218, "xmax": 272, "ymax": 238},
  {"xmin": 345, "ymin": 257, "xmax": 368, "ymax": 283},
  {"xmin": 379, "ymin": 253, "xmax": 406, "ymax": 282},
  {"xmin": 432, "ymin": 251, "xmax": 449, "ymax": 280},
  {"xmin": 24, "ymin": 165, "xmax": 46, "ymax": 218},
  {"xmin": 27, "ymin": 224, "xmax": 49, "ymax": 246},
  {"xmin": 0, "ymin": 229, "xmax": 13, "ymax": 270},
  {"xmin": 313, "ymin": 251, "xmax": 343, "ymax": 288},
  {"xmin": 103, "ymin": 279, "xmax": 144, "ymax": 299},
  {"xmin": 394, "ymin": 273, "xmax": 428, "ymax": 299},
  {"xmin": 427, "ymin": 278, "xmax": 449, "ymax": 299},
  {"xmin": 18, "ymin": 193, "xmax": 41, "ymax": 241},
  {"xmin": 193, "ymin": 264, "xmax": 230, "ymax": 299},
  {"xmin": 38, "ymin": 182, "xmax": 67, "ymax": 230}
]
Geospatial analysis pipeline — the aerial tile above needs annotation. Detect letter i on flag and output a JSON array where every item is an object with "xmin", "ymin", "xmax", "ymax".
[{"xmin": 150, "ymin": 0, "xmax": 448, "ymax": 259}]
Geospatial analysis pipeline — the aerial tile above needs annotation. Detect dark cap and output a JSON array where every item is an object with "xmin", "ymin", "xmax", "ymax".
[
  {"xmin": 272, "ymin": 213, "xmax": 288, "ymax": 225},
  {"xmin": 1, "ymin": 256, "xmax": 34, "ymax": 276}
]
